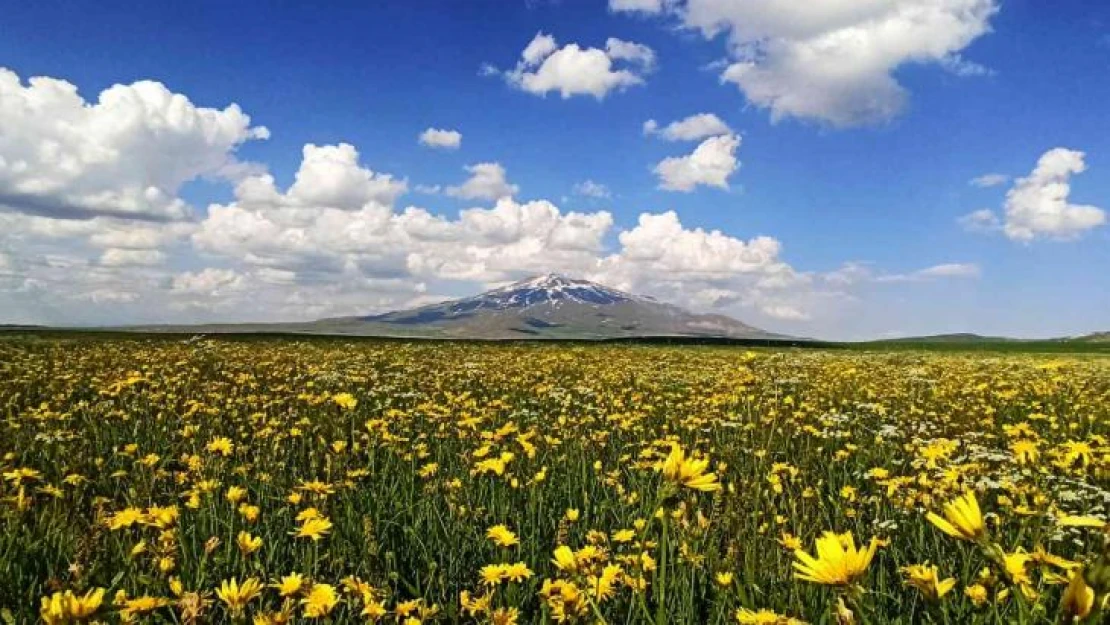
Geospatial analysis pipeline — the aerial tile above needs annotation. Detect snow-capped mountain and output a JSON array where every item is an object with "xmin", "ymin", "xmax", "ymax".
[
  {"xmin": 348, "ymin": 273, "xmax": 776, "ymax": 339},
  {"xmin": 421, "ymin": 274, "xmax": 646, "ymax": 313}
]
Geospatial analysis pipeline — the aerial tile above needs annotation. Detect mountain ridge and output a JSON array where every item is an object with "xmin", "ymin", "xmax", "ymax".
[{"xmin": 330, "ymin": 273, "xmax": 781, "ymax": 340}]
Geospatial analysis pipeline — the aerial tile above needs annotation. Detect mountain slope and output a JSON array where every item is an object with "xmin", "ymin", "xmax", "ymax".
[{"xmin": 328, "ymin": 274, "xmax": 778, "ymax": 339}]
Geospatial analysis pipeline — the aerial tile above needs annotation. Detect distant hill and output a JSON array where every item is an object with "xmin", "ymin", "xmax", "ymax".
[
  {"xmin": 881, "ymin": 331, "xmax": 1109, "ymax": 344},
  {"xmin": 883, "ymin": 333, "xmax": 1018, "ymax": 343}
]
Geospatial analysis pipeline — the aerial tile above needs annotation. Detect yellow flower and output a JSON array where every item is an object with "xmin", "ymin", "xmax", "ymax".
[
  {"xmin": 301, "ymin": 583, "xmax": 339, "ymax": 618},
  {"xmin": 1010, "ymin": 439, "xmax": 1039, "ymax": 464},
  {"xmin": 778, "ymin": 532, "xmax": 802, "ymax": 551},
  {"xmin": 294, "ymin": 516, "xmax": 333, "ymax": 541},
  {"xmin": 552, "ymin": 545, "xmax": 578, "ymax": 573},
  {"xmin": 590, "ymin": 564, "xmax": 622, "ymax": 601},
  {"xmin": 715, "ymin": 572, "xmax": 734, "ymax": 587},
  {"xmin": 926, "ymin": 491, "xmax": 985, "ymax": 542},
  {"xmin": 119, "ymin": 595, "xmax": 171, "ymax": 618},
  {"xmin": 460, "ymin": 590, "xmax": 491, "ymax": 617},
  {"xmin": 1060, "ymin": 567, "xmax": 1094, "ymax": 622},
  {"xmin": 40, "ymin": 588, "xmax": 106, "ymax": 624},
  {"xmin": 274, "ymin": 573, "xmax": 306, "ymax": 596},
  {"xmin": 490, "ymin": 607, "xmax": 520, "ymax": 625},
  {"xmin": 206, "ymin": 437, "xmax": 234, "ymax": 456},
  {"xmin": 1003, "ymin": 550, "xmax": 1033, "ymax": 586},
  {"xmin": 660, "ymin": 444, "xmax": 721, "ymax": 492},
  {"xmin": 237, "ymin": 531, "xmax": 263, "ymax": 556},
  {"xmin": 362, "ymin": 597, "xmax": 388, "ymax": 620},
  {"xmin": 734, "ymin": 607, "xmax": 807, "ymax": 624},
  {"xmin": 486, "ymin": 524, "xmax": 519, "ymax": 548},
  {"xmin": 901, "ymin": 563, "xmax": 956, "ymax": 601},
  {"xmin": 792, "ymin": 531, "xmax": 877, "ymax": 586},
  {"xmin": 333, "ymin": 392, "xmax": 358, "ymax": 410},
  {"xmin": 480, "ymin": 563, "xmax": 508, "ymax": 586},
  {"xmin": 964, "ymin": 583, "xmax": 989, "ymax": 607},
  {"xmin": 565, "ymin": 509, "xmax": 580, "ymax": 522},
  {"xmin": 503, "ymin": 561, "xmax": 534, "ymax": 583},
  {"xmin": 106, "ymin": 507, "xmax": 147, "ymax": 531},
  {"xmin": 216, "ymin": 577, "xmax": 263, "ymax": 615},
  {"xmin": 226, "ymin": 485, "xmax": 248, "ymax": 504},
  {"xmin": 239, "ymin": 503, "xmax": 261, "ymax": 523},
  {"xmin": 1055, "ymin": 514, "xmax": 1107, "ymax": 529}
]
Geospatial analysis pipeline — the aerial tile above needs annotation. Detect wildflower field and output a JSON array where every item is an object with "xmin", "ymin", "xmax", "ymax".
[{"xmin": 2, "ymin": 336, "xmax": 1109, "ymax": 624}]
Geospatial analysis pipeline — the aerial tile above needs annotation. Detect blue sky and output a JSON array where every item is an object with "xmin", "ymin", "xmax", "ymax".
[{"xmin": 0, "ymin": 0, "xmax": 1107, "ymax": 339}]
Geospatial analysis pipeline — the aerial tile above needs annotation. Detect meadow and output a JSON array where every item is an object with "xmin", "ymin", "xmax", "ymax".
[{"xmin": 1, "ymin": 335, "xmax": 1108, "ymax": 624}]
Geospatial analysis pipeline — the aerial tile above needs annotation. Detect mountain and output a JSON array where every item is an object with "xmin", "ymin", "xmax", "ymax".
[
  {"xmin": 877, "ymin": 331, "xmax": 1110, "ymax": 344},
  {"xmin": 304, "ymin": 273, "xmax": 779, "ymax": 340},
  {"xmin": 882, "ymin": 333, "xmax": 1017, "ymax": 343}
]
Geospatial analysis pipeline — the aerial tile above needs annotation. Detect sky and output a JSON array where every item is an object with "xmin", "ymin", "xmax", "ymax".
[{"xmin": 0, "ymin": 0, "xmax": 1107, "ymax": 340}]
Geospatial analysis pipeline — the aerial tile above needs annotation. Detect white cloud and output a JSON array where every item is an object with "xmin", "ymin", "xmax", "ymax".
[
  {"xmin": 609, "ymin": 0, "xmax": 666, "ymax": 13},
  {"xmin": 192, "ymin": 146, "xmax": 609, "ymax": 290},
  {"xmin": 1001, "ymin": 148, "xmax": 1105, "ymax": 241},
  {"xmin": 653, "ymin": 134, "xmax": 741, "ymax": 191},
  {"xmin": 446, "ymin": 163, "xmax": 519, "ymax": 201},
  {"xmin": 503, "ymin": 32, "xmax": 654, "ymax": 99},
  {"xmin": 874, "ymin": 262, "xmax": 981, "ymax": 282},
  {"xmin": 99, "ymin": 248, "xmax": 166, "ymax": 267},
  {"xmin": 962, "ymin": 149, "xmax": 1105, "ymax": 241},
  {"xmin": 618, "ymin": 0, "xmax": 998, "ymax": 126},
  {"xmin": 958, "ymin": 208, "xmax": 1000, "ymax": 233},
  {"xmin": 418, "ymin": 127, "xmax": 462, "ymax": 150},
  {"xmin": 171, "ymin": 268, "xmax": 244, "ymax": 295},
  {"xmin": 573, "ymin": 180, "xmax": 611, "ymax": 199},
  {"xmin": 644, "ymin": 112, "xmax": 732, "ymax": 141},
  {"xmin": 970, "ymin": 173, "xmax": 1008, "ymax": 187},
  {"xmin": 916, "ymin": 263, "xmax": 981, "ymax": 278},
  {"xmin": 590, "ymin": 210, "xmax": 822, "ymax": 321},
  {"xmin": 282, "ymin": 143, "xmax": 406, "ymax": 209},
  {"xmin": 0, "ymin": 67, "xmax": 268, "ymax": 221},
  {"xmin": 605, "ymin": 38, "xmax": 656, "ymax": 70}
]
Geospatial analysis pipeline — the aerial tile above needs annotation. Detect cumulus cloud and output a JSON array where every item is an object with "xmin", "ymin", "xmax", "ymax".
[
  {"xmin": 643, "ymin": 113, "xmax": 732, "ymax": 141},
  {"xmin": 0, "ymin": 67, "xmax": 268, "ymax": 221},
  {"xmin": 961, "ymin": 148, "xmax": 1105, "ymax": 241},
  {"xmin": 502, "ymin": 32, "xmax": 654, "ymax": 99},
  {"xmin": 604, "ymin": 38, "xmax": 656, "ymax": 70},
  {"xmin": 653, "ymin": 134, "xmax": 741, "ymax": 191},
  {"xmin": 192, "ymin": 146, "xmax": 610, "ymax": 290},
  {"xmin": 171, "ymin": 268, "xmax": 244, "ymax": 295},
  {"xmin": 418, "ymin": 128, "xmax": 462, "ymax": 150},
  {"xmin": 446, "ymin": 163, "xmax": 519, "ymax": 201},
  {"xmin": 590, "ymin": 210, "xmax": 819, "ymax": 320},
  {"xmin": 280, "ymin": 143, "xmax": 406, "ymax": 209},
  {"xmin": 573, "ymin": 180, "xmax": 611, "ymax": 199},
  {"xmin": 1000, "ymin": 148, "xmax": 1105, "ymax": 241},
  {"xmin": 614, "ymin": 0, "xmax": 999, "ymax": 126}
]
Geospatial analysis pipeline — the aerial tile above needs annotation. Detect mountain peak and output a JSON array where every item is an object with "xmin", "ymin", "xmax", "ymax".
[
  {"xmin": 509, "ymin": 273, "xmax": 578, "ymax": 289},
  {"xmin": 487, "ymin": 274, "xmax": 636, "ymax": 308}
]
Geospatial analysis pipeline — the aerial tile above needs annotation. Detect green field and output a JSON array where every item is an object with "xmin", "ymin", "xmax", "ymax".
[{"xmin": 2, "ymin": 335, "xmax": 1109, "ymax": 623}]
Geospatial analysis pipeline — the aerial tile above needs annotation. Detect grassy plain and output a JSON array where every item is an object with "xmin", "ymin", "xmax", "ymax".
[{"xmin": 2, "ymin": 334, "xmax": 1108, "ymax": 623}]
